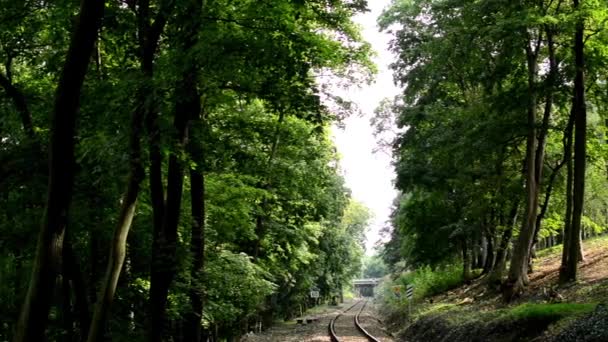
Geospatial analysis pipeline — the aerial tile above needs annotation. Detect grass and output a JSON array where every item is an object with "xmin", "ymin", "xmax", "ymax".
[
  {"xmin": 411, "ymin": 303, "xmax": 459, "ymax": 320},
  {"xmin": 503, "ymin": 302, "xmax": 597, "ymax": 321}
]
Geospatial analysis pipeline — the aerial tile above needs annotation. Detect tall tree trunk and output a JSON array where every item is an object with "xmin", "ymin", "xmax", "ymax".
[
  {"xmin": 528, "ymin": 29, "xmax": 557, "ymax": 274},
  {"xmin": 504, "ymin": 33, "xmax": 541, "ymax": 301},
  {"xmin": 559, "ymin": 108, "xmax": 575, "ymax": 282},
  {"xmin": 482, "ymin": 230, "xmax": 494, "ymax": 275},
  {"xmin": 64, "ymin": 243, "xmax": 90, "ymax": 341},
  {"xmin": 148, "ymin": 76, "xmax": 191, "ymax": 342},
  {"xmin": 13, "ymin": 1, "xmax": 105, "ymax": 340},
  {"xmin": 489, "ymin": 200, "xmax": 518, "ymax": 285},
  {"xmin": 86, "ymin": 147, "xmax": 143, "ymax": 341},
  {"xmin": 185, "ymin": 138, "xmax": 206, "ymax": 341},
  {"xmin": 563, "ymin": 3, "xmax": 586, "ymax": 281},
  {"xmin": 462, "ymin": 237, "xmax": 471, "ymax": 281},
  {"xmin": 61, "ymin": 262, "xmax": 74, "ymax": 342},
  {"xmin": 148, "ymin": 2, "xmax": 202, "ymax": 340},
  {"xmin": 144, "ymin": 0, "xmax": 173, "ymax": 258},
  {"xmin": 86, "ymin": 2, "xmax": 172, "ymax": 340}
]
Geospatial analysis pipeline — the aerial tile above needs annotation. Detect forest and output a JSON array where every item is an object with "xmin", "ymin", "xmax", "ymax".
[
  {"xmin": 379, "ymin": 0, "xmax": 608, "ymax": 293},
  {"xmin": 3, "ymin": 0, "xmax": 608, "ymax": 341},
  {"xmin": 373, "ymin": 0, "xmax": 608, "ymax": 339},
  {"xmin": 0, "ymin": 0, "xmax": 374, "ymax": 341}
]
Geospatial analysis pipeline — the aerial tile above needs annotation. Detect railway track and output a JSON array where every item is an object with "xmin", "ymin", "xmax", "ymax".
[{"xmin": 328, "ymin": 300, "xmax": 381, "ymax": 342}]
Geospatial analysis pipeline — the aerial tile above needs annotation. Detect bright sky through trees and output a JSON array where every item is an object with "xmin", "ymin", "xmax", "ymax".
[{"xmin": 332, "ymin": 0, "xmax": 399, "ymax": 253}]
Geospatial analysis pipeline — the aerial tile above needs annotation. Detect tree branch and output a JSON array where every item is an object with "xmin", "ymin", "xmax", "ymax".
[{"xmin": 0, "ymin": 70, "xmax": 34, "ymax": 138}]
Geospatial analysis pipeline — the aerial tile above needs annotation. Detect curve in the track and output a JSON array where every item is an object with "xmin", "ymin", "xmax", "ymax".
[{"xmin": 328, "ymin": 300, "xmax": 381, "ymax": 342}]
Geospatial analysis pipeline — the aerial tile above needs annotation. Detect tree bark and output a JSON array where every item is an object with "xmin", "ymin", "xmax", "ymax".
[
  {"xmin": 504, "ymin": 33, "xmax": 541, "ymax": 301},
  {"xmin": 528, "ymin": 29, "xmax": 557, "ymax": 273},
  {"xmin": 61, "ymin": 265, "xmax": 74, "ymax": 342},
  {"xmin": 462, "ymin": 237, "xmax": 471, "ymax": 281},
  {"xmin": 64, "ymin": 242, "xmax": 90, "ymax": 341},
  {"xmin": 559, "ymin": 108, "xmax": 575, "ymax": 282},
  {"xmin": 86, "ymin": 1, "xmax": 172, "ymax": 340},
  {"xmin": 185, "ymin": 130, "xmax": 206, "ymax": 341},
  {"xmin": 13, "ymin": 1, "xmax": 105, "ymax": 340},
  {"xmin": 145, "ymin": 0, "xmax": 174, "ymax": 255},
  {"xmin": 561, "ymin": 0, "xmax": 586, "ymax": 282},
  {"xmin": 86, "ymin": 157, "xmax": 143, "ymax": 342},
  {"xmin": 482, "ymin": 231, "xmax": 494, "ymax": 275},
  {"xmin": 489, "ymin": 200, "xmax": 518, "ymax": 285},
  {"xmin": 148, "ymin": 78, "xmax": 192, "ymax": 342},
  {"xmin": 148, "ymin": 1, "xmax": 202, "ymax": 340}
]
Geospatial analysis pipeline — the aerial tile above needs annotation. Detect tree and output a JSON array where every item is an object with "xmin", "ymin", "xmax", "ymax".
[
  {"xmin": 0, "ymin": 0, "xmax": 374, "ymax": 340},
  {"xmin": 14, "ymin": 0, "xmax": 105, "ymax": 340},
  {"xmin": 561, "ymin": 0, "xmax": 587, "ymax": 283},
  {"xmin": 379, "ymin": 0, "xmax": 608, "ymax": 301},
  {"xmin": 86, "ymin": 1, "xmax": 173, "ymax": 340}
]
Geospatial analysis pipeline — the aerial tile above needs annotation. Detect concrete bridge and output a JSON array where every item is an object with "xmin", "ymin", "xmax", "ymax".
[{"xmin": 353, "ymin": 278, "xmax": 380, "ymax": 297}]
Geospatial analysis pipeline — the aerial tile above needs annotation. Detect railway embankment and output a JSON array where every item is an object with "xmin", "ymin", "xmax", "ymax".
[{"xmin": 377, "ymin": 236, "xmax": 608, "ymax": 341}]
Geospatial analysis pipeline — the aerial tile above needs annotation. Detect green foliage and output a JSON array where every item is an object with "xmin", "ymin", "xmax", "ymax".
[
  {"xmin": 361, "ymin": 254, "xmax": 389, "ymax": 279},
  {"xmin": 205, "ymin": 250, "xmax": 277, "ymax": 324},
  {"xmin": 378, "ymin": 0, "xmax": 608, "ymax": 297},
  {"xmin": 504, "ymin": 303, "xmax": 596, "ymax": 321},
  {"xmin": 375, "ymin": 263, "xmax": 464, "ymax": 317},
  {"xmin": 398, "ymin": 264, "xmax": 464, "ymax": 300},
  {"xmin": 0, "ymin": 0, "xmax": 375, "ymax": 340}
]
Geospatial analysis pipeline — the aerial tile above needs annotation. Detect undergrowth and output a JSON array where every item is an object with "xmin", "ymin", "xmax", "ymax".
[
  {"xmin": 376, "ymin": 263, "xmax": 466, "ymax": 317},
  {"xmin": 503, "ymin": 302, "xmax": 596, "ymax": 321},
  {"xmin": 399, "ymin": 264, "xmax": 464, "ymax": 299}
]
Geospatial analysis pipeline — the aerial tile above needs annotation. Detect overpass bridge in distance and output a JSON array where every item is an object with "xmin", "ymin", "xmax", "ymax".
[{"xmin": 353, "ymin": 278, "xmax": 380, "ymax": 297}]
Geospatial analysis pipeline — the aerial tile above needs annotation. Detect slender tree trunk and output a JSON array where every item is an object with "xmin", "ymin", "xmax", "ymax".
[
  {"xmin": 148, "ymin": 2, "xmax": 202, "ymax": 340},
  {"xmin": 504, "ymin": 35, "xmax": 541, "ymax": 300},
  {"xmin": 560, "ymin": 109, "xmax": 575, "ymax": 282},
  {"xmin": 185, "ymin": 164, "xmax": 205, "ymax": 341},
  {"xmin": 148, "ymin": 79, "xmax": 192, "ymax": 342},
  {"xmin": 462, "ymin": 237, "xmax": 471, "ymax": 281},
  {"xmin": 482, "ymin": 231, "xmax": 494, "ymax": 275},
  {"xmin": 87, "ymin": 2, "xmax": 172, "ymax": 340},
  {"xmin": 578, "ymin": 230, "xmax": 584, "ymax": 261},
  {"xmin": 140, "ymin": 4, "xmax": 175, "ymax": 336},
  {"xmin": 148, "ymin": 84, "xmax": 191, "ymax": 342},
  {"xmin": 13, "ymin": 1, "xmax": 105, "ymax": 340},
  {"xmin": 562, "ymin": 1, "xmax": 586, "ymax": 282},
  {"xmin": 61, "ymin": 263, "xmax": 74, "ymax": 342},
  {"xmin": 145, "ymin": 0, "xmax": 168, "ymax": 267},
  {"xmin": 86, "ymin": 159, "xmax": 143, "ymax": 342},
  {"xmin": 528, "ymin": 28, "xmax": 557, "ymax": 275},
  {"xmin": 489, "ymin": 201, "xmax": 518, "ymax": 285},
  {"xmin": 64, "ymin": 243, "xmax": 90, "ymax": 340}
]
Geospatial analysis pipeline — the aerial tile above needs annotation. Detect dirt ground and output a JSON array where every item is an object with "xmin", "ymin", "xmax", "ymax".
[
  {"xmin": 242, "ymin": 303, "xmax": 343, "ymax": 342},
  {"xmin": 429, "ymin": 235, "xmax": 608, "ymax": 309}
]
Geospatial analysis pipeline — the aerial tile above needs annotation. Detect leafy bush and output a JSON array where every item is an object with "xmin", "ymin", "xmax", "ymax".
[
  {"xmin": 375, "ymin": 263, "xmax": 465, "ymax": 319},
  {"xmin": 398, "ymin": 264, "xmax": 464, "ymax": 300}
]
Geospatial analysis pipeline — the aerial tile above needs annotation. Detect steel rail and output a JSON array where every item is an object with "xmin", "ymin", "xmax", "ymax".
[
  {"xmin": 329, "ymin": 299, "xmax": 380, "ymax": 342},
  {"xmin": 354, "ymin": 300, "xmax": 381, "ymax": 342}
]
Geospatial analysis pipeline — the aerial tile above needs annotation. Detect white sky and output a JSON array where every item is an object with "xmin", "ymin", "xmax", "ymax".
[{"xmin": 331, "ymin": 0, "xmax": 400, "ymax": 254}]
